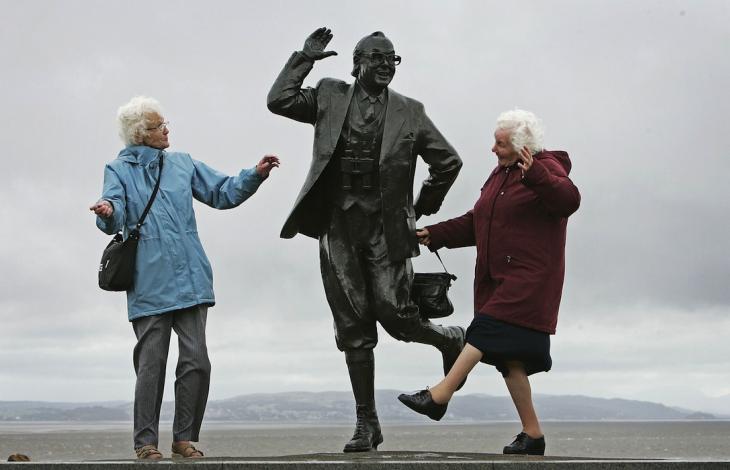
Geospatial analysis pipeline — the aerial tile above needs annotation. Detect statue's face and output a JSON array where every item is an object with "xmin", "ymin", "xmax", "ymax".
[{"xmin": 356, "ymin": 36, "xmax": 397, "ymax": 92}]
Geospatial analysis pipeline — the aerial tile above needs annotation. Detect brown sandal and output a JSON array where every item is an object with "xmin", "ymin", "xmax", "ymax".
[
  {"xmin": 135, "ymin": 444, "xmax": 163, "ymax": 460},
  {"xmin": 171, "ymin": 442, "xmax": 204, "ymax": 459}
]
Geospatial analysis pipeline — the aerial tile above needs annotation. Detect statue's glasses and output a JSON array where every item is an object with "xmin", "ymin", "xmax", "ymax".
[
  {"xmin": 361, "ymin": 52, "xmax": 402, "ymax": 66},
  {"xmin": 146, "ymin": 121, "xmax": 169, "ymax": 132}
]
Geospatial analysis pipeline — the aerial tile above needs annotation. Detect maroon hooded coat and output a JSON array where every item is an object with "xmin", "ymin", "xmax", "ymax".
[{"xmin": 426, "ymin": 150, "xmax": 580, "ymax": 334}]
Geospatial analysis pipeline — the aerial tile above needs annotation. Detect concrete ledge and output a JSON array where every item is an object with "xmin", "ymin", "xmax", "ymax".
[{"xmin": 2, "ymin": 452, "xmax": 729, "ymax": 468}]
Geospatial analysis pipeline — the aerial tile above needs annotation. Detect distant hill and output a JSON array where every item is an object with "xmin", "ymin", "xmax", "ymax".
[{"xmin": 0, "ymin": 391, "xmax": 718, "ymax": 422}]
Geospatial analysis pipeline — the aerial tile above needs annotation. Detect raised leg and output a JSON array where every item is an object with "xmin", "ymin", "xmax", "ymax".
[
  {"xmin": 428, "ymin": 343, "xmax": 482, "ymax": 404},
  {"xmin": 397, "ymin": 343, "xmax": 482, "ymax": 421}
]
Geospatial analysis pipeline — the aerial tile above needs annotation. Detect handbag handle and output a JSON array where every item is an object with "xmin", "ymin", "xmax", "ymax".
[
  {"xmin": 129, "ymin": 153, "xmax": 164, "ymax": 239},
  {"xmin": 433, "ymin": 250, "xmax": 457, "ymax": 281}
]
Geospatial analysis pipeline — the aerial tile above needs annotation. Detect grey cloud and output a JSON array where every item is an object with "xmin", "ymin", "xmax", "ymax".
[{"xmin": 0, "ymin": 0, "xmax": 728, "ymax": 410}]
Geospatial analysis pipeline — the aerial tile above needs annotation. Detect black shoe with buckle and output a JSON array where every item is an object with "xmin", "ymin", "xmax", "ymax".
[
  {"xmin": 503, "ymin": 432, "xmax": 546, "ymax": 455},
  {"xmin": 343, "ymin": 404, "xmax": 383, "ymax": 452},
  {"xmin": 397, "ymin": 389, "xmax": 448, "ymax": 421}
]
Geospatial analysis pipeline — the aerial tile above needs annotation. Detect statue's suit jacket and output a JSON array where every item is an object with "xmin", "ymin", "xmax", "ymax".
[{"xmin": 267, "ymin": 52, "xmax": 462, "ymax": 261}]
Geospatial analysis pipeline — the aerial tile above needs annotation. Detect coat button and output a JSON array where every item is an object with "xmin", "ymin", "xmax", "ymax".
[
  {"xmin": 500, "ymin": 191, "xmax": 505, "ymax": 195},
  {"xmin": 506, "ymin": 255, "xmax": 512, "ymax": 263}
]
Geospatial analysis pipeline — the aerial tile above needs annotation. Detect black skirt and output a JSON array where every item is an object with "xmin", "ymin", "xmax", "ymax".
[{"xmin": 465, "ymin": 314, "xmax": 552, "ymax": 378}]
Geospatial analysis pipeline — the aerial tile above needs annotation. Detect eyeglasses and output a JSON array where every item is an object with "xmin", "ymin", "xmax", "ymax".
[
  {"xmin": 361, "ymin": 52, "xmax": 401, "ymax": 66},
  {"xmin": 146, "ymin": 121, "xmax": 169, "ymax": 132}
]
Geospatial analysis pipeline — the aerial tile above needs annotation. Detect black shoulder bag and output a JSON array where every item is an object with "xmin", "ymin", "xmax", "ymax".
[
  {"xmin": 98, "ymin": 155, "xmax": 163, "ymax": 291},
  {"xmin": 411, "ymin": 250, "xmax": 458, "ymax": 319}
]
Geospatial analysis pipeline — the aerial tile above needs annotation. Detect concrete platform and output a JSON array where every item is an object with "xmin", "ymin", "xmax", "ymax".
[{"xmin": 3, "ymin": 451, "xmax": 729, "ymax": 468}]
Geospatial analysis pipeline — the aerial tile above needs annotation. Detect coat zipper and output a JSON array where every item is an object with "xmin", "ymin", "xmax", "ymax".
[{"xmin": 484, "ymin": 167, "xmax": 511, "ymax": 278}]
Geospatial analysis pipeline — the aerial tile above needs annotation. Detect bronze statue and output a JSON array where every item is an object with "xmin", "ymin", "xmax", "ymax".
[{"xmin": 268, "ymin": 27, "xmax": 465, "ymax": 452}]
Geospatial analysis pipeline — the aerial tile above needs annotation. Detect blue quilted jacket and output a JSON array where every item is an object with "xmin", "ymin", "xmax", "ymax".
[{"xmin": 96, "ymin": 145, "xmax": 263, "ymax": 320}]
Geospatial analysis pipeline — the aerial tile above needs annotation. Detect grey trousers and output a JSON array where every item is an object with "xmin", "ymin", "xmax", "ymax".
[{"xmin": 131, "ymin": 304, "xmax": 211, "ymax": 449}]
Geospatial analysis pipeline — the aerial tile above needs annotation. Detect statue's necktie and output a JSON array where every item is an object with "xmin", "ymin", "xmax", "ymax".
[{"xmin": 363, "ymin": 97, "xmax": 377, "ymax": 123}]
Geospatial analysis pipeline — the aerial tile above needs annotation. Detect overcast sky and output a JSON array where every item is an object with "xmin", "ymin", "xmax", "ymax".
[{"xmin": 1, "ymin": 0, "xmax": 728, "ymax": 415}]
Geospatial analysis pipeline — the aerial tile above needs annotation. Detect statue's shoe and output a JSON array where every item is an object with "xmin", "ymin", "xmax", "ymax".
[{"xmin": 343, "ymin": 405, "xmax": 382, "ymax": 452}]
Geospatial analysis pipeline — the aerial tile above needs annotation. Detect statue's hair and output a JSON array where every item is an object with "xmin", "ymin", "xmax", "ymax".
[
  {"xmin": 495, "ymin": 109, "xmax": 545, "ymax": 154},
  {"xmin": 117, "ymin": 96, "xmax": 163, "ymax": 147},
  {"xmin": 351, "ymin": 31, "xmax": 389, "ymax": 78}
]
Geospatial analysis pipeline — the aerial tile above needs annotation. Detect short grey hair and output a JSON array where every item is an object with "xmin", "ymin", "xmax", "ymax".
[
  {"xmin": 495, "ymin": 109, "xmax": 545, "ymax": 154},
  {"xmin": 117, "ymin": 96, "xmax": 163, "ymax": 147}
]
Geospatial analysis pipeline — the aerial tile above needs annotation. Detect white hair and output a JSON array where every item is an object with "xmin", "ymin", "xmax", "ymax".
[
  {"xmin": 116, "ymin": 96, "xmax": 164, "ymax": 147},
  {"xmin": 495, "ymin": 109, "xmax": 545, "ymax": 154}
]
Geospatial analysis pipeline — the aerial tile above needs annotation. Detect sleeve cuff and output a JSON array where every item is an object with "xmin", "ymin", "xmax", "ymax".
[
  {"xmin": 425, "ymin": 224, "xmax": 445, "ymax": 251},
  {"xmin": 251, "ymin": 166, "xmax": 265, "ymax": 182},
  {"xmin": 295, "ymin": 51, "xmax": 315, "ymax": 63}
]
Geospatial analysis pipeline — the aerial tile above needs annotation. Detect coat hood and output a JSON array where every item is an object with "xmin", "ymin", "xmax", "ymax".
[
  {"xmin": 117, "ymin": 145, "xmax": 164, "ymax": 165},
  {"xmin": 536, "ymin": 150, "xmax": 571, "ymax": 174}
]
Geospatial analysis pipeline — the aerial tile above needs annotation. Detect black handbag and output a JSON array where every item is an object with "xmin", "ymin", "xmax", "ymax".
[
  {"xmin": 98, "ymin": 155, "xmax": 163, "ymax": 291},
  {"xmin": 412, "ymin": 250, "xmax": 458, "ymax": 319}
]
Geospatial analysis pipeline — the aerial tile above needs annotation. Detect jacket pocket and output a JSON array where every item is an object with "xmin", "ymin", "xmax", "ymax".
[
  {"xmin": 404, "ymin": 207, "xmax": 417, "ymax": 232},
  {"xmin": 503, "ymin": 253, "xmax": 545, "ymax": 273}
]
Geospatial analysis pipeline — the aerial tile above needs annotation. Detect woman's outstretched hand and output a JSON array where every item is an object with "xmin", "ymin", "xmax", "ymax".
[
  {"xmin": 90, "ymin": 200, "xmax": 113, "ymax": 218},
  {"xmin": 256, "ymin": 154, "xmax": 281, "ymax": 178}
]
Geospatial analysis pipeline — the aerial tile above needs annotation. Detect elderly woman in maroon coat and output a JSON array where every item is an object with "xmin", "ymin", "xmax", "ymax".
[{"xmin": 398, "ymin": 109, "xmax": 580, "ymax": 455}]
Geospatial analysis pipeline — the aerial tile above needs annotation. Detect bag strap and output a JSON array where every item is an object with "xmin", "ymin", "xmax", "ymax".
[
  {"xmin": 130, "ymin": 153, "xmax": 164, "ymax": 238},
  {"xmin": 433, "ymin": 250, "xmax": 457, "ymax": 281}
]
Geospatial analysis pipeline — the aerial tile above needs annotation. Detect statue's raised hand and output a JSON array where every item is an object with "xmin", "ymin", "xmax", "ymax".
[{"xmin": 302, "ymin": 27, "xmax": 338, "ymax": 61}]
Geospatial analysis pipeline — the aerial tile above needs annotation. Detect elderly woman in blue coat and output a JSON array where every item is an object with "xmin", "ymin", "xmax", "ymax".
[{"xmin": 90, "ymin": 96, "xmax": 279, "ymax": 460}]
